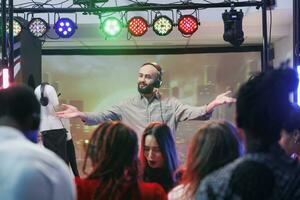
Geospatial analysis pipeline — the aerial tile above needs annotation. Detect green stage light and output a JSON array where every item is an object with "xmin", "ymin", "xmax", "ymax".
[{"xmin": 101, "ymin": 17, "xmax": 123, "ymax": 37}]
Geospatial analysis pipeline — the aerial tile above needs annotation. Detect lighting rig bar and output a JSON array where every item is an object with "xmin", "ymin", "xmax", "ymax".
[{"xmin": 11, "ymin": 2, "xmax": 262, "ymax": 14}]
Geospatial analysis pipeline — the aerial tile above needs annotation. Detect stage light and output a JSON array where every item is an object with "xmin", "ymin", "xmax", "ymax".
[
  {"xmin": 178, "ymin": 15, "xmax": 198, "ymax": 36},
  {"xmin": 54, "ymin": 18, "xmax": 76, "ymax": 38},
  {"xmin": 127, "ymin": 16, "xmax": 148, "ymax": 37},
  {"xmin": 153, "ymin": 16, "xmax": 173, "ymax": 36},
  {"xmin": 6, "ymin": 19, "xmax": 22, "ymax": 37},
  {"xmin": 28, "ymin": 18, "xmax": 49, "ymax": 38},
  {"xmin": 222, "ymin": 9, "xmax": 244, "ymax": 47},
  {"xmin": 101, "ymin": 17, "xmax": 123, "ymax": 37}
]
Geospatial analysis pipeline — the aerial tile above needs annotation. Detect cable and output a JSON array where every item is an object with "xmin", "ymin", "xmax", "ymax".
[
  {"xmin": 159, "ymin": 94, "xmax": 164, "ymax": 123},
  {"xmin": 268, "ymin": 8, "xmax": 272, "ymax": 46}
]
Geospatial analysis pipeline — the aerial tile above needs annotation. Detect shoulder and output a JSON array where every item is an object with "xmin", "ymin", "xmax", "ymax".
[
  {"xmin": 139, "ymin": 182, "xmax": 167, "ymax": 200},
  {"xmin": 196, "ymin": 158, "xmax": 243, "ymax": 199},
  {"xmin": 75, "ymin": 178, "xmax": 99, "ymax": 200},
  {"xmin": 1, "ymin": 145, "xmax": 74, "ymax": 200},
  {"xmin": 168, "ymin": 184, "xmax": 189, "ymax": 200},
  {"xmin": 2, "ymin": 140, "xmax": 72, "ymax": 182},
  {"xmin": 75, "ymin": 177, "xmax": 99, "ymax": 188},
  {"xmin": 117, "ymin": 95, "xmax": 140, "ymax": 106}
]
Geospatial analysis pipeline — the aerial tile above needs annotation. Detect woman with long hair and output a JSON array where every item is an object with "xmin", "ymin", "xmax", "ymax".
[
  {"xmin": 168, "ymin": 120, "xmax": 241, "ymax": 200},
  {"xmin": 140, "ymin": 122, "xmax": 179, "ymax": 192},
  {"xmin": 75, "ymin": 121, "xmax": 167, "ymax": 200}
]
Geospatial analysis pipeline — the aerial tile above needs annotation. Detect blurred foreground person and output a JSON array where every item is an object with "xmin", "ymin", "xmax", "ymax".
[
  {"xmin": 0, "ymin": 85, "xmax": 75, "ymax": 200},
  {"xmin": 196, "ymin": 67, "xmax": 300, "ymax": 200},
  {"xmin": 168, "ymin": 120, "xmax": 241, "ymax": 200}
]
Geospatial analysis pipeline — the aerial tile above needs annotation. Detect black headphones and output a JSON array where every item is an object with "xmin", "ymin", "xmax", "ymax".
[
  {"xmin": 142, "ymin": 62, "xmax": 163, "ymax": 88},
  {"xmin": 40, "ymin": 82, "xmax": 49, "ymax": 106}
]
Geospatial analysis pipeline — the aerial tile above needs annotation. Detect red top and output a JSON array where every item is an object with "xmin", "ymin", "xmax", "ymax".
[{"xmin": 75, "ymin": 177, "xmax": 167, "ymax": 200}]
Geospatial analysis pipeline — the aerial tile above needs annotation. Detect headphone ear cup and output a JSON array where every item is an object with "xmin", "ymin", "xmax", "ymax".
[
  {"xmin": 40, "ymin": 96, "xmax": 49, "ymax": 106},
  {"xmin": 40, "ymin": 83, "xmax": 49, "ymax": 106},
  {"xmin": 154, "ymin": 75, "xmax": 162, "ymax": 88},
  {"xmin": 154, "ymin": 79, "xmax": 162, "ymax": 88}
]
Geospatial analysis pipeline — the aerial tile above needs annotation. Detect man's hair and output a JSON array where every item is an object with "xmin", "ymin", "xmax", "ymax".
[
  {"xmin": 183, "ymin": 120, "xmax": 241, "ymax": 198},
  {"xmin": 236, "ymin": 68, "xmax": 299, "ymax": 148},
  {"xmin": 141, "ymin": 122, "xmax": 179, "ymax": 191},
  {"xmin": 0, "ymin": 85, "xmax": 40, "ymax": 131}
]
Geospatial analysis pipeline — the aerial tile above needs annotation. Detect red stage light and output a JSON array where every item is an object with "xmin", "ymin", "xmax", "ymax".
[
  {"xmin": 178, "ymin": 15, "xmax": 198, "ymax": 36},
  {"xmin": 127, "ymin": 17, "xmax": 148, "ymax": 37}
]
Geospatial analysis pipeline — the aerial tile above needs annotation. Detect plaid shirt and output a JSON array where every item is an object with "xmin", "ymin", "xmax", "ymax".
[{"xmin": 196, "ymin": 144, "xmax": 300, "ymax": 200}]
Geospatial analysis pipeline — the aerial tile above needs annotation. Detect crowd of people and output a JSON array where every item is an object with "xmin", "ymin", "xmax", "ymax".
[{"xmin": 0, "ymin": 63, "xmax": 300, "ymax": 200}]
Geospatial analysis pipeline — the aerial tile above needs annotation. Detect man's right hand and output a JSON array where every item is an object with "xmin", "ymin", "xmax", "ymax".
[{"xmin": 56, "ymin": 104, "xmax": 85, "ymax": 119}]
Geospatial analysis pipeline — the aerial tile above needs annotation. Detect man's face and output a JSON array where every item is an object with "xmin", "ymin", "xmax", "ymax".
[{"xmin": 138, "ymin": 64, "xmax": 159, "ymax": 94}]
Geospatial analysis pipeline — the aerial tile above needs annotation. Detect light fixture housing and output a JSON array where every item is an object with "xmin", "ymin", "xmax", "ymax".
[
  {"xmin": 54, "ymin": 18, "xmax": 77, "ymax": 38},
  {"xmin": 153, "ymin": 16, "xmax": 173, "ymax": 36},
  {"xmin": 222, "ymin": 9, "xmax": 244, "ymax": 47},
  {"xmin": 101, "ymin": 17, "xmax": 123, "ymax": 37},
  {"xmin": 127, "ymin": 16, "xmax": 148, "ymax": 37},
  {"xmin": 177, "ymin": 15, "xmax": 199, "ymax": 36},
  {"xmin": 6, "ymin": 19, "xmax": 22, "ymax": 37},
  {"xmin": 28, "ymin": 18, "xmax": 49, "ymax": 38}
]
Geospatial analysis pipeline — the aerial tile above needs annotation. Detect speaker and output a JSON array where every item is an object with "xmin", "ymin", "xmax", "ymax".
[
  {"xmin": 40, "ymin": 82, "xmax": 49, "ymax": 106},
  {"xmin": 142, "ymin": 62, "xmax": 163, "ymax": 88}
]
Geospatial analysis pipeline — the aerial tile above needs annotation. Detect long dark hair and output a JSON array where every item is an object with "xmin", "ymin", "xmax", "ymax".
[
  {"xmin": 182, "ymin": 120, "xmax": 241, "ymax": 198},
  {"xmin": 82, "ymin": 121, "xmax": 139, "ymax": 200},
  {"xmin": 140, "ymin": 122, "xmax": 179, "ymax": 192}
]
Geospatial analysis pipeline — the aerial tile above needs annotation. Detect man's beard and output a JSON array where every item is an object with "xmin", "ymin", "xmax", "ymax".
[{"xmin": 138, "ymin": 82, "xmax": 155, "ymax": 94}]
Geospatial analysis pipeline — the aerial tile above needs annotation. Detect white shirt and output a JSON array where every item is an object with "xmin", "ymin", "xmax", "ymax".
[
  {"xmin": 0, "ymin": 126, "xmax": 76, "ymax": 200},
  {"xmin": 168, "ymin": 184, "xmax": 192, "ymax": 200},
  {"xmin": 34, "ymin": 84, "xmax": 72, "ymax": 140}
]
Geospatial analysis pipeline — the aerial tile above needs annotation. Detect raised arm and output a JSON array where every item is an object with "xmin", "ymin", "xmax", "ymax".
[
  {"xmin": 174, "ymin": 91, "xmax": 236, "ymax": 122},
  {"xmin": 206, "ymin": 91, "xmax": 236, "ymax": 113},
  {"xmin": 56, "ymin": 104, "xmax": 86, "ymax": 120},
  {"xmin": 56, "ymin": 103, "xmax": 122, "ymax": 125}
]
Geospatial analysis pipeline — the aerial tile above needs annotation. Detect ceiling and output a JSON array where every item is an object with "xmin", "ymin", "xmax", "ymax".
[{"xmin": 15, "ymin": 0, "xmax": 294, "ymax": 49}]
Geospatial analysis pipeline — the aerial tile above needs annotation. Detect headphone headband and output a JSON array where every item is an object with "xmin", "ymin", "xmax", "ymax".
[{"xmin": 141, "ymin": 62, "xmax": 162, "ymax": 75}]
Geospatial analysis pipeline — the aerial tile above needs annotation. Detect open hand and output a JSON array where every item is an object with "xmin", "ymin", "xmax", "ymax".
[{"xmin": 56, "ymin": 104, "xmax": 83, "ymax": 119}]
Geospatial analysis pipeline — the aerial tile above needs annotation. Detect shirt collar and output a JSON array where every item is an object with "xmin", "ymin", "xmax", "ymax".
[{"xmin": 139, "ymin": 90, "xmax": 161, "ymax": 100}]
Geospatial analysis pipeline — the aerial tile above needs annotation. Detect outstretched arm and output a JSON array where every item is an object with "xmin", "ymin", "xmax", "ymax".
[
  {"xmin": 206, "ymin": 91, "xmax": 236, "ymax": 113},
  {"xmin": 56, "ymin": 103, "xmax": 122, "ymax": 125},
  {"xmin": 56, "ymin": 104, "xmax": 87, "ymax": 120}
]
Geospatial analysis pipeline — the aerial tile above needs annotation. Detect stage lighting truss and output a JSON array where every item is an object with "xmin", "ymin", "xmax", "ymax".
[
  {"xmin": 101, "ymin": 17, "xmax": 123, "ymax": 37},
  {"xmin": 54, "ymin": 17, "xmax": 77, "ymax": 38},
  {"xmin": 152, "ymin": 15, "xmax": 173, "ymax": 36},
  {"xmin": 4, "ymin": 10, "xmax": 204, "ymax": 40},
  {"xmin": 127, "ymin": 16, "xmax": 148, "ymax": 37},
  {"xmin": 177, "ymin": 15, "xmax": 199, "ymax": 36},
  {"xmin": 28, "ymin": 18, "xmax": 49, "ymax": 38}
]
